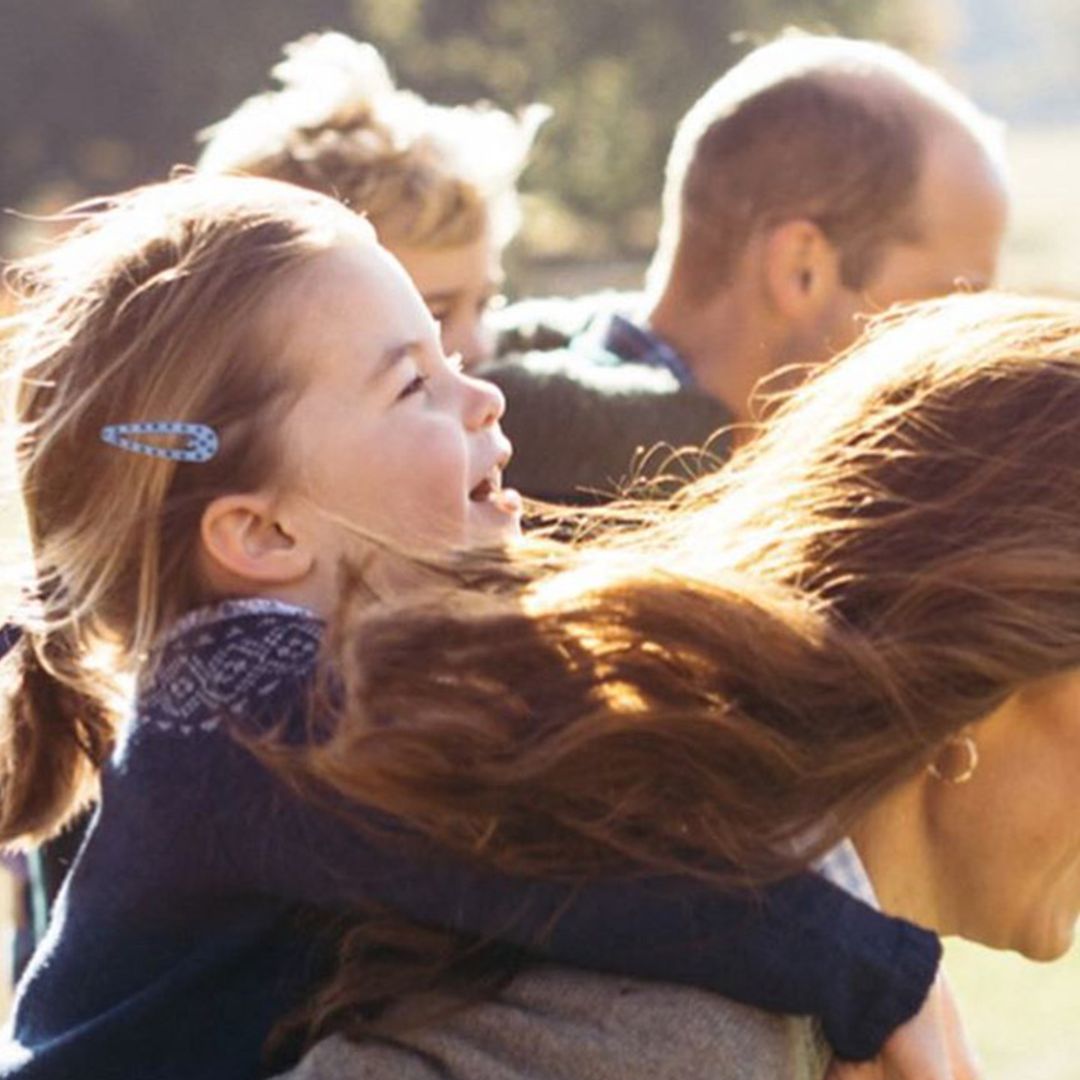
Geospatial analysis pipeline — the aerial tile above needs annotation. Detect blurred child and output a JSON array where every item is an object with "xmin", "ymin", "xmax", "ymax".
[{"xmin": 199, "ymin": 32, "xmax": 544, "ymax": 369}]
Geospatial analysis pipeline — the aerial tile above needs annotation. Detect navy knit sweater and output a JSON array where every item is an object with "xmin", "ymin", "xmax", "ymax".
[{"xmin": 0, "ymin": 600, "xmax": 939, "ymax": 1079}]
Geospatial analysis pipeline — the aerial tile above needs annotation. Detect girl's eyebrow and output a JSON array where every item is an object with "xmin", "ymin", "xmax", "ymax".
[
  {"xmin": 424, "ymin": 279, "xmax": 503, "ymax": 306},
  {"xmin": 371, "ymin": 340, "xmax": 423, "ymax": 383},
  {"xmin": 422, "ymin": 289, "xmax": 462, "ymax": 306}
]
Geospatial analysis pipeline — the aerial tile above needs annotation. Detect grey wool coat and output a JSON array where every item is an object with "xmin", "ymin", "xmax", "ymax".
[{"xmin": 272, "ymin": 965, "xmax": 830, "ymax": 1080}]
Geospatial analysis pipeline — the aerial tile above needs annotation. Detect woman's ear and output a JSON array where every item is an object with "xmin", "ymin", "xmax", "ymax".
[
  {"xmin": 199, "ymin": 493, "xmax": 314, "ymax": 588},
  {"xmin": 762, "ymin": 218, "xmax": 843, "ymax": 321}
]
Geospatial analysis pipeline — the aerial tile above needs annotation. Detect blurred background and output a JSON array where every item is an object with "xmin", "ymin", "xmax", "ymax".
[
  {"xmin": 0, "ymin": 0, "xmax": 1077, "ymax": 289},
  {"xmin": 0, "ymin": 2, "xmax": 1077, "ymax": 1075}
]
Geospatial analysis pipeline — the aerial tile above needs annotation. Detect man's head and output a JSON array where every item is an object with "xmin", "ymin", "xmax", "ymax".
[{"xmin": 649, "ymin": 34, "xmax": 1010, "ymax": 370}]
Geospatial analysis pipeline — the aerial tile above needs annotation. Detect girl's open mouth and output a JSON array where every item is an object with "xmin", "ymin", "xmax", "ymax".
[
  {"xmin": 470, "ymin": 468, "xmax": 522, "ymax": 515},
  {"xmin": 469, "ymin": 475, "xmax": 495, "ymax": 502}
]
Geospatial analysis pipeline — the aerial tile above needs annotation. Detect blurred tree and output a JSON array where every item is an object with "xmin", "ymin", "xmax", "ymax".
[{"xmin": 0, "ymin": 0, "xmax": 936, "ymax": 259}]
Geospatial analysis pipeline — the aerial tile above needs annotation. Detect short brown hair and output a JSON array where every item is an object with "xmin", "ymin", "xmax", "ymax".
[{"xmin": 652, "ymin": 34, "xmax": 1004, "ymax": 301}]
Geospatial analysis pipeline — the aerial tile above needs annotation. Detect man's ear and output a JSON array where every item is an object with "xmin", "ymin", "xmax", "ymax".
[
  {"xmin": 762, "ymin": 219, "xmax": 843, "ymax": 321},
  {"xmin": 200, "ymin": 493, "xmax": 314, "ymax": 588}
]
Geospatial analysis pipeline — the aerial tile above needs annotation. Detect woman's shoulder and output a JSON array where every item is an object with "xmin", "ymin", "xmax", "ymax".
[
  {"xmin": 273, "ymin": 965, "xmax": 830, "ymax": 1080},
  {"xmin": 130, "ymin": 598, "xmax": 324, "ymax": 740}
]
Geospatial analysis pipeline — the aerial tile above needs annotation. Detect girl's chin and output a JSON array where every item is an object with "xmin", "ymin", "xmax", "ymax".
[{"xmin": 468, "ymin": 488, "xmax": 523, "ymax": 541}]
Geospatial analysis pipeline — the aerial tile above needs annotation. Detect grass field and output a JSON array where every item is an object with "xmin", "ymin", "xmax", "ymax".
[{"xmin": 947, "ymin": 940, "xmax": 1080, "ymax": 1079}]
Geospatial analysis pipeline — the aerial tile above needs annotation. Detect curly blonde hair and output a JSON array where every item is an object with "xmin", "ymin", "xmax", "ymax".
[{"xmin": 198, "ymin": 33, "xmax": 547, "ymax": 251}]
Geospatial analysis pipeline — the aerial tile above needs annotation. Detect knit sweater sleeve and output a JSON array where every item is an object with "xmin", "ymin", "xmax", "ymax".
[
  {"xmin": 182, "ymin": 708, "xmax": 936, "ymax": 1061},
  {"xmin": 129, "ymin": 605, "xmax": 937, "ymax": 1063}
]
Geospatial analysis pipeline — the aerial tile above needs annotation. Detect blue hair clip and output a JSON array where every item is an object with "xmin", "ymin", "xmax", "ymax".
[{"xmin": 100, "ymin": 421, "xmax": 219, "ymax": 463}]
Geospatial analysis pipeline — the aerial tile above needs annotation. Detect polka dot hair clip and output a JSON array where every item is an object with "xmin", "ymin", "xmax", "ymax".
[{"xmin": 100, "ymin": 421, "xmax": 219, "ymax": 463}]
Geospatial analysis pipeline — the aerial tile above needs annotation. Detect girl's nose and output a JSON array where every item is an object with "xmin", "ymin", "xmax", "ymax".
[{"xmin": 462, "ymin": 370, "xmax": 506, "ymax": 431}]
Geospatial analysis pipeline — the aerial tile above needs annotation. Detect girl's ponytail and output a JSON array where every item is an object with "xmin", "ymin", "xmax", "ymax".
[
  {"xmin": 0, "ymin": 176, "xmax": 355, "ymax": 848},
  {"xmin": 0, "ymin": 617, "xmax": 115, "ymax": 848}
]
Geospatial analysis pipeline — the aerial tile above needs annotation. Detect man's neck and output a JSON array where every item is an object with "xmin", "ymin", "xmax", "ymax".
[{"xmin": 645, "ymin": 285, "xmax": 780, "ymax": 426}]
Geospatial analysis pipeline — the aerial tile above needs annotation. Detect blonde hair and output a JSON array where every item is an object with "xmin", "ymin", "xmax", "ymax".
[
  {"xmin": 0, "ymin": 173, "xmax": 369, "ymax": 846},
  {"xmin": 198, "ymin": 33, "xmax": 547, "ymax": 251},
  {"xmin": 650, "ymin": 33, "xmax": 1006, "ymax": 301}
]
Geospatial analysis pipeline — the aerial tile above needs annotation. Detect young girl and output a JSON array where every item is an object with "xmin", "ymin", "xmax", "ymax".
[{"xmin": 0, "ymin": 174, "xmax": 943, "ymax": 1079}]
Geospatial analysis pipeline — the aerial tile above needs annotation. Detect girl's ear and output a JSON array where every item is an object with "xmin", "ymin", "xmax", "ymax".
[{"xmin": 199, "ymin": 494, "xmax": 314, "ymax": 588}]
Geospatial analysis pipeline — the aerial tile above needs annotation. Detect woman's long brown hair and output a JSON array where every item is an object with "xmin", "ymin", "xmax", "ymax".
[{"xmin": 273, "ymin": 292, "xmax": 1080, "ymax": 1043}]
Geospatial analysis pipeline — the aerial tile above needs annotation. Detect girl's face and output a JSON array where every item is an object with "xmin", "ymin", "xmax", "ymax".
[{"xmin": 274, "ymin": 231, "xmax": 521, "ymax": 597}]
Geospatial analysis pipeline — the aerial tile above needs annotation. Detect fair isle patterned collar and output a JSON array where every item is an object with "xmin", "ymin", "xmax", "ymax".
[
  {"xmin": 153, "ymin": 597, "xmax": 321, "ymax": 651},
  {"xmin": 135, "ymin": 598, "xmax": 324, "ymax": 736}
]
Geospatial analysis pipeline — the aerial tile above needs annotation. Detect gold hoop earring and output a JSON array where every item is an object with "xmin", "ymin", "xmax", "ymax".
[{"xmin": 928, "ymin": 734, "xmax": 979, "ymax": 784}]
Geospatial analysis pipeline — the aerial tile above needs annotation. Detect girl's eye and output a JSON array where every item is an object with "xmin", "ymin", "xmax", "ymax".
[{"xmin": 397, "ymin": 372, "xmax": 428, "ymax": 401}]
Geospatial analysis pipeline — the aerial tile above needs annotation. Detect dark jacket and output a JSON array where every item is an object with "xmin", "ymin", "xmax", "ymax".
[{"xmin": 483, "ymin": 294, "xmax": 733, "ymax": 504}]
